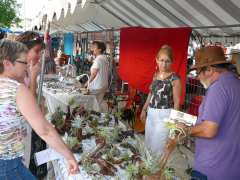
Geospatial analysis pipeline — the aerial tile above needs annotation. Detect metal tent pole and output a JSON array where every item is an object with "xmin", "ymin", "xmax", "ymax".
[
  {"xmin": 192, "ymin": 24, "xmax": 240, "ymax": 29},
  {"xmin": 37, "ymin": 22, "xmax": 50, "ymax": 104}
]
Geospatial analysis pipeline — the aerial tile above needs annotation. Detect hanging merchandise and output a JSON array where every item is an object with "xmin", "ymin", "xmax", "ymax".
[
  {"xmin": 64, "ymin": 33, "xmax": 74, "ymax": 56},
  {"xmin": 52, "ymin": 37, "xmax": 60, "ymax": 50}
]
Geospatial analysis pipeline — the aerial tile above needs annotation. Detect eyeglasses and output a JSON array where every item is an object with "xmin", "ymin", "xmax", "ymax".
[{"xmin": 15, "ymin": 60, "xmax": 28, "ymax": 65}]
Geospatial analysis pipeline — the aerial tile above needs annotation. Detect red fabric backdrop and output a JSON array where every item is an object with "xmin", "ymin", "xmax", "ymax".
[{"xmin": 118, "ymin": 27, "xmax": 192, "ymax": 103}]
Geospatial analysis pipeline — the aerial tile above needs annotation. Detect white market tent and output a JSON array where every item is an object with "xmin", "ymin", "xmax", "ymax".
[{"xmin": 34, "ymin": 0, "xmax": 240, "ymax": 43}]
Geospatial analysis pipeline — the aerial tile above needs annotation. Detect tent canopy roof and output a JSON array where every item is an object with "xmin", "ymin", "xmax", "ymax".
[{"xmin": 36, "ymin": 0, "xmax": 240, "ymax": 36}]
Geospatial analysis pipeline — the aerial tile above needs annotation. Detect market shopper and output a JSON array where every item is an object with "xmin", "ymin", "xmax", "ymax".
[
  {"xmin": 87, "ymin": 41, "xmax": 110, "ymax": 106},
  {"xmin": 15, "ymin": 31, "xmax": 48, "ymax": 177},
  {"xmin": 140, "ymin": 45, "xmax": 182, "ymax": 155},
  {"xmin": 15, "ymin": 31, "xmax": 43, "ymax": 97},
  {"xmin": 178, "ymin": 46, "xmax": 240, "ymax": 180},
  {"xmin": 0, "ymin": 39, "xmax": 79, "ymax": 179}
]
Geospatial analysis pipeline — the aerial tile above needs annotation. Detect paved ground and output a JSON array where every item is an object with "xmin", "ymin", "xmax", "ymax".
[{"xmin": 167, "ymin": 146, "xmax": 194, "ymax": 179}]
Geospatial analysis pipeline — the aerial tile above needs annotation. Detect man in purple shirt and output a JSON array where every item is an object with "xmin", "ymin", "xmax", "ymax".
[{"xmin": 178, "ymin": 46, "xmax": 240, "ymax": 180}]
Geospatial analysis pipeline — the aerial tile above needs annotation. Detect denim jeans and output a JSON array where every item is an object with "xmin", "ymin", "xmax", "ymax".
[
  {"xmin": 0, "ymin": 157, "xmax": 36, "ymax": 180},
  {"xmin": 191, "ymin": 170, "xmax": 208, "ymax": 180}
]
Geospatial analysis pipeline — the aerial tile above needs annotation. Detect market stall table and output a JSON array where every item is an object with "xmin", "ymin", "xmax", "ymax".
[
  {"xmin": 42, "ymin": 80, "xmax": 100, "ymax": 113},
  {"xmin": 48, "ymin": 114, "xmax": 131, "ymax": 180},
  {"xmin": 39, "ymin": 93, "xmax": 193, "ymax": 179}
]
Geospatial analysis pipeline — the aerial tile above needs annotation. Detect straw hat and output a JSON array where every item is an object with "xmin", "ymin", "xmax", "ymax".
[{"xmin": 192, "ymin": 46, "xmax": 231, "ymax": 70}]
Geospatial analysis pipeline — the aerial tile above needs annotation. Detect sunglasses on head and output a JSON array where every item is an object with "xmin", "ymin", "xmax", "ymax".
[{"xmin": 15, "ymin": 60, "xmax": 28, "ymax": 65}]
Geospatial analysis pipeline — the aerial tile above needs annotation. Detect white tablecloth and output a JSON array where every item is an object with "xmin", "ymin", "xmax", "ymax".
[{"xmin": 43, "ymin": 87, "xmax": 100, "ymax": 114}]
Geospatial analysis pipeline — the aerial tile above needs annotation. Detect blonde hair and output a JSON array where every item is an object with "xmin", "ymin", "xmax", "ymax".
[{"xmin": 156, "ymin": 45, "xmax": 173, "ymax": 61}]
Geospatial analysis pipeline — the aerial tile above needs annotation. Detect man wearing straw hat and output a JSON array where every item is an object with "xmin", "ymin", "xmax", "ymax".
[{"xmin": 178, "ymin": 46, "xmax": 240, "ymax": 180}]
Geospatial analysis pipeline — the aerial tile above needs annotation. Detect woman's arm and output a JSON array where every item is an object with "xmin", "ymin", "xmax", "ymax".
[
  {"xmin": 16, "ymin": 85, "xmax": 79, "ymax": 174},
  {"xmin": 140, "ymin": 92, "xmax": 152, "ymax": 123},
  {"xmin": 172, "ymin": 79, "xmax": 182, "ymax": 110},
  {"xmin": 177, "ymin": 121, "xmax": 218, "ymax": 138},
  {"xmin": 142, "ymin": 92, "xmax": 152, "ymax": 112},
  {"xmin": 88, "ymin": 68, "xmax": 99, "ymax": 84}
]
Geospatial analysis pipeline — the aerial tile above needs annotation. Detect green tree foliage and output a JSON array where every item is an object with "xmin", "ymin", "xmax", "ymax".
[{"xmin": 0, "ymin": 0, "xmax": 21, "ymax": 28}]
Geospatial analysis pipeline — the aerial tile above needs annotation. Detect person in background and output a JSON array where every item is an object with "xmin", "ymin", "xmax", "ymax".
[
  {"xmin": 0, "ymin": 30, "xmax": 5, "ymax": 40},
  {"xmin": 87, "ymin": 41, "xmax": 109, "ymax": 106},
  {"xmin": 15, "ymin": 31, "xmax": 43, "ymax": 97},
  {"xmin": 0, "ymin": 39, "xmax": 79, "ymax": 179},
  {"xmin": 140, "ymin": 45, "xmax": 182, "ymax": 155},
  {"xmin": 178, "ymin": 46, "xmax": 240, "ymax": 180},
  {"xmin": 15, "ymin": 31, "xmax": 47, "ymax": 177},
  {"xmin": 44, "ymin": 32, "xmax": 56, "ymax": 75}
]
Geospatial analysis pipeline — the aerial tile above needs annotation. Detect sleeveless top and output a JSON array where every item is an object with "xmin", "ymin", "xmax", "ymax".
[
  {"xmin": 149, "ymin": 73, "xmax": 180, "ymax": 109},
  {"xmin": 0, "ymin": 77, "xmax": 27, "ymax": 160}
]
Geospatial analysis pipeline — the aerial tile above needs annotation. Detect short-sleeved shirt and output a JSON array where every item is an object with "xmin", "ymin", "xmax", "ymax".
[
  {"xmin": 194, "ymin": 72, "xmax": 240, "ymax": 180},
  {"xmin": 0, "ymin": 78, "xmax": 27, "ymax": 160},
  {"xmin": 149, "ymin": 73, "xmax": 180, "ymax": 109},
  {"xmin": 89, "ymin": 54, "xmax": 109, "ymax": 90}
]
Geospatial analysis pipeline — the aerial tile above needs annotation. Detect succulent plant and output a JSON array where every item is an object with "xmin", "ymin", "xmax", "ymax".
[
  {"xmin": 68, "ymin": 98, "xmax": 76, "ymax": 107},
  {"xmin": 72, "ymin": 115, "xmax": 84, "ymax": 128},
  {"xmin": 104, "ymin": 146, "xmax": 121, "ymax": 162},
  {"xmin": 125, "ymin": 163, "xmax": 140, "ymax": 179},
  {"xmin": 71, "ymin": 127, "xmax": 83, "ymax": 141},
  {"xmin": 133, "ymin": 136, "xmax": 162, "ymax": 176},
  {"xmin": 66, "ymin": 136, "xmax": 82, "ymax": 153},
  {"xmin": 96, "ymin": 127, "xmax": 122, "ymax": 144},
  {"xmin": 101, "ymin": 113, "xmax": 112, "ymax": 126},
  {"xmin": 163, "ymin": 166, "xmax": 176, "ymax": 180},
  {"xmin": 51, "ymin": 107, "xmax": 65, "ymax": 126}
]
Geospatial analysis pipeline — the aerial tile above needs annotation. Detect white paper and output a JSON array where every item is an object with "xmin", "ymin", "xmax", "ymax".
[
  {"xmin": 34, "ymin": 148, "xmax": 64, "ymax": 166},
  {"xmin": 169, "ymin": 109, "xmax": 197, "ymax": 126}
]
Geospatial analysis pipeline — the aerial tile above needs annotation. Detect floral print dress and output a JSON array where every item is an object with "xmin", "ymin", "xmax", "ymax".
[{"xmin": 0, "ymin": 78, "xmax": 27, "ymax": 160}]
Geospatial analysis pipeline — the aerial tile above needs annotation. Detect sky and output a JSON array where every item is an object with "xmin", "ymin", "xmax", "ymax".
[{"xmin": 17, "ymin": 0, "xmax": 48, "ymax": 30}]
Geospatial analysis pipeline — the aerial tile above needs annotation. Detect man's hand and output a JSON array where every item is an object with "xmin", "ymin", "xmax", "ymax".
[
  {"xmin": 176, "ymin": 122, "xmax": 188, "ymax": 131},
  {"xmin": 175, "ymin": 122, "xmax": 191, "ymax": 137}
]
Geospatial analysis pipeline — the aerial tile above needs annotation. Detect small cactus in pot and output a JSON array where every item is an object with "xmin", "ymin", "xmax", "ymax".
[{"xmin": 71, "ymin": 115, "xmax": 84, "ymax": 141}]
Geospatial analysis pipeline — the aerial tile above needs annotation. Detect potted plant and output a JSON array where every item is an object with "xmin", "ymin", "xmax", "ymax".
[
  {"xmin": 51, "ymin": 107, "xmax": 66, "ymax": 135},
  {"xmin": 66, "ymin": 136, "xmax": 82, "ymax": 153},
  {"xmin": 71, "ymin": 115, "xmax": 84, "ymax": 141}
]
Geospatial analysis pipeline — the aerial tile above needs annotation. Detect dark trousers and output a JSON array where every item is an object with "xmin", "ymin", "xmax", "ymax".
[{"xmin": 29, "ymin": 131, "xmax": 47, "ymax": 178}]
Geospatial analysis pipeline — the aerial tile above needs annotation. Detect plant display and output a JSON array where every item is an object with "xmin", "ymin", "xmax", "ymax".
[
  {"xmin": 72, "ymin": 115, "xmax": 84, "ymax": 129},
  {"xmin": 51, "ymin": 105, "xmax": 184, "ymax": 179},
  {"xmin": 51, "ymin": 107, "xmax": 66, "ymax": 135},
  {"xmin": 66, "ymin": 136, "xmax": 82, "ymax": 153}
]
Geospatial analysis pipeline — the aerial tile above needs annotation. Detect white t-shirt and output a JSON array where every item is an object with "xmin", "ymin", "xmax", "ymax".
[{"xmin": 89, "ymin": 54, "xmax": 109, "ymax": 90}]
